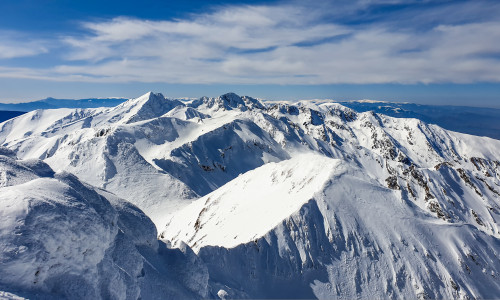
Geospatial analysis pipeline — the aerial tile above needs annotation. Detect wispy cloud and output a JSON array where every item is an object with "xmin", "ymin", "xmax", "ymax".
[
  {"xmin": 0, "ymin": 31, "xmax": 48, "ymax": 59},
  {"xmin": 1, "ymin": 1, "xmax": 500, "ymax": 84}
]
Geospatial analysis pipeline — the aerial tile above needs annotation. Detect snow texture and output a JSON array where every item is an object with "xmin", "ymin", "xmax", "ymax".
[{"xmin": 0, "ymin": 149, "xmax": 208, "ymax": 299}]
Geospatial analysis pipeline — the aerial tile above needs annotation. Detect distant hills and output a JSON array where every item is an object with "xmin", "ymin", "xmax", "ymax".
[
  {"xmin": 338, "ymin": 101, "xmax": 500, "ymax": 140},
  {"xmin": 0, "ymin": 97, "xmax": 128, "ymax": 112},
  {"xmin": 0, "ymin": 97, "xmax": 128, "ymax": 123},
  {"xmin": 0, "ymin": 111, "xmax": 25, "ymax": 123}
]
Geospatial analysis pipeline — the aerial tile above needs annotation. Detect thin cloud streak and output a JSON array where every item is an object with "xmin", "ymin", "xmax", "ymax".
[
  {"xmin": 1, "ymin": 1, "xmax": 500, "ymax": 84},
  {"xmin": 0, "ymin": 31, "xmax": 49, "ymax": 59}
]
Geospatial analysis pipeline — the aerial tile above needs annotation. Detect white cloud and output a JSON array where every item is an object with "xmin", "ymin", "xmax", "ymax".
[
  {"xmin": 0, "ymin": 31, "xmax": 48, "ymax": 59},
  {"xmin": 2, "ymin": 1, "xmax": 500, "ymax": 84}
]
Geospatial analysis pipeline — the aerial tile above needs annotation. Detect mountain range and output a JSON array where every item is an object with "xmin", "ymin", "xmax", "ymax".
[
  {"xmin": 1, "ymin": 96, "xmax": 500, "ymax": 141},
  {"xmin": 0, "ymin": 97, "xmax": 128, "ymax": 112},
  {"xmin": 1, "ymin": 92, "xmax": 500, "ymax": 299}
]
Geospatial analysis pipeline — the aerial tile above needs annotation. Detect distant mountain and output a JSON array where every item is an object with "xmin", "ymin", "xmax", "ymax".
[
  {"xmin": 337, "ymin": 101, "xmax": 500, "ymax": 140},
  {"xmin": 0, "ymin": 97, "xmax": 128, "ymax": 112},
  {"xmin": 0, "ymin": 111, "xmax": 25, "ymax": 123}
]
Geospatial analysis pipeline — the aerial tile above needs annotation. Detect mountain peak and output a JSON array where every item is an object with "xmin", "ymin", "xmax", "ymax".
[
  {"xmin": 218, "ymin": 92, "xmax": 246, "ymax": 109},
  {"xmin": 219, "ymin": 92, "xmax": 242, "ymax": 102},
  {"xmin": 220, "ymin": 92, "xmax": 240, "ymax": 98},
  {"xmin": 119, "ymin": 91, "xmax": 183, "ymax": 123},
  {"xmin": 190, "ymin": 92, "xmax": 265, "ymax": 111},
  {"xmin": 137, "ymin": 91, "xmax": 165, "ymax": 102}
]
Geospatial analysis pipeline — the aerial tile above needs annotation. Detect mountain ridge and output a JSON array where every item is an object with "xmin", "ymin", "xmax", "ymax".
[{"xmin": 2, "ymin": 93, "xmax": 500, "ymax": 140}]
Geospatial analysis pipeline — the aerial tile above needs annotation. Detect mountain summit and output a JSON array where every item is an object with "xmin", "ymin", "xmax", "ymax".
[{"xmin": 190, "ymin": 92, "xmax": 265, "ymax": 111}]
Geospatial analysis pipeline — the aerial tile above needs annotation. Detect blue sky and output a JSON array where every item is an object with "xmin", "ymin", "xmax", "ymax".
[{"xmin": 0, "ymin": 0, "xmax": 499, "ymax": 107}]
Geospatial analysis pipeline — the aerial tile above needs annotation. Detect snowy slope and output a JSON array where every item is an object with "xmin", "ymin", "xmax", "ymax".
[
  {"xmin": 0, "ymin": 147, "xmax": 209, "ymax": 299},
  {"xmin": 163, "ymin": 154, "xmax": 344, "ymax": 250},
  {"xmin": 162, "ymin": 154, "xmax": 500, "ymax": 299}
]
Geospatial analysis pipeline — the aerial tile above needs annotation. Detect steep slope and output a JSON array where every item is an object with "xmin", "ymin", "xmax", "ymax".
[
  {"xmin": 162, "ymin": 154, "xmax": 500, "ymax": 299},
  {"xmin": 163, "ymin": 154, "xmax": 343, "ymax": 250},
  {"xmin": 0, "ymin": 147, "xmax": 209, "ymax": 299}
]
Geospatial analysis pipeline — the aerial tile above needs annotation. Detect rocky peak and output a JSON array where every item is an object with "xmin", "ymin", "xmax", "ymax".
[
  {"xmin": 123, "ymin": 92, "xmax": 184, "ymax": 123},
  {"xmin": 190, "ymin": 93, "xmax": 265, "ymax": 112}
]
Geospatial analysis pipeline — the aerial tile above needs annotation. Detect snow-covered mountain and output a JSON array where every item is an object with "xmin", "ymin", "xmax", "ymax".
[
  {"xmin": 1, "ymin": 92, "xmax": 500, "ymax": 299},
  {"xmin": 0, "ymin": 147, "xmax": 209, "ymax": 299},
  {"xmin": 0, "ymin": 92, "xmax": 290, "ymax": 227},
  {"xmin": 163, "ymin": 154, "xmax": 500, "ymax": 299}
]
